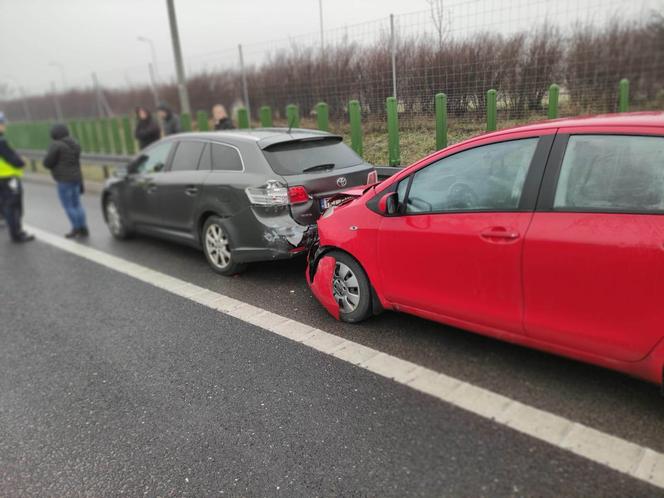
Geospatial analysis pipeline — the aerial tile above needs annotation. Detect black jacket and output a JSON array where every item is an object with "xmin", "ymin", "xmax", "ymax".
[
  {"xmin": 43, "ymin": 124, "xmax": 82, "ymax": 183},
  {"xmin": 134, "ymin": 116, "xmax": 161, "ymax": 149},
  {"xmin": 214, "ymin": 117, "xmax": 235, "ymax": 130},
  {"xmin": 0, "ymin": 133, "xmax": 25, "ymax": 168},
  {"xmin": 157, "ymin": 102, "xmax": 181, "ymax": 136}
]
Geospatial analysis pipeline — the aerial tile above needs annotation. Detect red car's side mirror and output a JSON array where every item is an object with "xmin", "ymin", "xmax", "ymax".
[{"xmin": 378, "ymin": 191, "xmax": 399, "ymax": 215}]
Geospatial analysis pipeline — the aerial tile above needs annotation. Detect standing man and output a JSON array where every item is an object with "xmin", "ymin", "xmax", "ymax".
[
  {"xmin": 157, "ymin": 101, "xmax": 181, "ymax": 136},
  {"xmin": 0, "ymin": 112, "xmax": 34, "ymax": 243}
]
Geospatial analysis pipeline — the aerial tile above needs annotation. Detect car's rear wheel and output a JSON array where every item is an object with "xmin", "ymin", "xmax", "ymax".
[
  {"xmin": 327, "ymin": 250, "xmax": 372, "ymax": 323},
  {"xmin": 104, "ymin": 196, "xmax": 131, "ymax": 239},
  {"xmin": 202, "ymin": 216, "xmax": 246, "ymax": 276}
]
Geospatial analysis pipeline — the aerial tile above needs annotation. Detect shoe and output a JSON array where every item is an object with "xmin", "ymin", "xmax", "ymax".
[
  {"xmin": 78, "ymin": 227, "xmax": 89, "ymax": 237},
  {"xmin": 65, "ymin": 230, "xmax": 79, "ymax": 239},
  {"xmin": 12, "ymin": 233, "xmax": 35, "ymax": 243}
]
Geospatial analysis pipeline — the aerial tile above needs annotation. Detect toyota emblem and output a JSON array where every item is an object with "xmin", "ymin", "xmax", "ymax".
[{"xmin": 336, "ymin": 177, "xmax": 348, "ymax": 188}]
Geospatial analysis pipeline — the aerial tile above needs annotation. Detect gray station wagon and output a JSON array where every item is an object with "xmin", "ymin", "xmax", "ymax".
[{"xmin": 101, "ymin": 128, "xmax": 376, "ymax": 275}]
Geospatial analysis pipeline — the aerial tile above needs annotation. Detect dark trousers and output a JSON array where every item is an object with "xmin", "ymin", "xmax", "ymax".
[{"xmin": 0, "ymin": 177, "xmax": 24, "ymax": 241}]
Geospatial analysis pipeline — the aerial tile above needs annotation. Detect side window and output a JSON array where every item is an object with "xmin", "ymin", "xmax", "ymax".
[
  {"xmin": 197, "ymin": 144, "xmax": 212, "ymax": 171},
  {"xmin": 404, "ymin": 138, "xmax": 538, "ymax": 213},
  {"xmin": 136, "ymin": 142, "xmax": 172, "ymax": 174},
  {"xmin": 170, "ymin": 141, "xmax": 206, "ymax": 172},
  {"xmin": 211, "ymin": 143, "xmax": 243, "ymax": 171},
  {"xmin": 554, "ymin": 135, "xmax": 664, "ymax": 213}
]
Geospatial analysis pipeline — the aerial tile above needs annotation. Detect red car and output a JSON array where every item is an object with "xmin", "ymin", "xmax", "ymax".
[{"xmin": 307, "ymin": 112, "xmax": 664, "ymax": 386}]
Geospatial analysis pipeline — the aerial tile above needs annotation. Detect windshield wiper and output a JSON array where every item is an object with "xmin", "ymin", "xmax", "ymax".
[{"xmin": 302, "ymin": 163, "xmax": 335, "ymax": 173}]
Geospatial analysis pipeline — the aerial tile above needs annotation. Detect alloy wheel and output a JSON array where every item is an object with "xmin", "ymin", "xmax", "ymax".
[
  {"xmin": 333, "ymin": 261, "xmax": 361, "ymax": 313},
  {"xmin": 205, "ymin": 223, "xmax": 232, "ymax": 269},
  {"xmin": 106, "ymin": 201, "xmax": 122, "ymax": 236}
]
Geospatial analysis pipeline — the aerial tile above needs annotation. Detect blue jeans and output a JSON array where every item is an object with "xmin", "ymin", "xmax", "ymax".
[{"xmin": 57, "ymin": 181, "xmax": 87, "ymax": 230}]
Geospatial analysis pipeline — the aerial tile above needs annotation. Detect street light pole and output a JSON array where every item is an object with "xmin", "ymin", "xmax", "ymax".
[
  {"xmin": 51, "ymin": 81, "xmax": 64, "ymax": 121},
  {"xmin": 49, "ymin": 61, "xmax": 67, "ymax": 90},
  {"xmin": 319, "ymin": 0, "xmax": 325, "ymax": 58},
  {"xmin": 137, "ymin": 36, "xmax": 161, "ymax": 82},
  {"xmin": 165, "ymin": 0, "xmax": 191, "ymax": 115}
]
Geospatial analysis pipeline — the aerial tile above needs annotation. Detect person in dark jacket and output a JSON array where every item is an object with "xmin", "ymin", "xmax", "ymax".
[
  {"xmin": 43, "ymin": 123, "xmax": 89, "ymax": 238},
  {"xmin": 134, "ymin": 106, "xmax": 161, "ymax": 149},
  {"xmin": 0, "ymin": 112, "xmax": 34, "ymax": 243},
  {"xmin": 211, "ymin": 104, "xmax": 234, "ymax": 130},
  {"xmin": 157, "ymin": 101, "xmax": 181, "ymax": 136}
]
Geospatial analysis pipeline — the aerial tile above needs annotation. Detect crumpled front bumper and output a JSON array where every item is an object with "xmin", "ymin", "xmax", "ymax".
[{"xmin": 306, "ymin": 243, "xmax": 340, "ymax": 320}]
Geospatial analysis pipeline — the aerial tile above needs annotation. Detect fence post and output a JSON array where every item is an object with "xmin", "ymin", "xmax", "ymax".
[
  {"xmin": 390, "ymin": 13, "xmax": 397, "ymax": 99},
  {"xmin": 435, "ymin": 92, "xmax": 448, "ymax": 150},
  {"xmin": 286, "ymin": 104, "xmax": 300, "ymax": 128},
  {"xmin": 619, "ymin": 78, "xmax": 630, "ymax": 113},
  {"xmin": 386, "ymin": 96, "xmax": 400, "ymax": 166},
  {"xmin": 80, "ymin": 120, "xmax": 92, "ymax": 153},
  {"xmin": 110, "ymin": 118, "xmax": 123, "ymax": 155},
  {"xmin": 348, "ymin": 100, "xmax": 363, "ymax": 157},
  {"xmin": 486, "ymin": 89, "xmax": 497, "ymax": 132},
  {"xmin": 90, "ymin": 120, "xmax": 101, "ymax": 153},
  {"xmin": 180, "ymin": 112, "xmax": 192, "ymax": 132},
  {"xmin": 548, "ymin": 84, "xmax": 560, "ymax": 119},
  {"xmin": 121, "ymin": 116, "xmax": 135, "ymax": 155},
  {"xmin": 237, "ymin": 107, "xmax": 250, "ymax": 129},
  {"xmin": 316, "ymin": 102, "xmax": 329, "ymax": 131},
  {"xmin": 260, "ymin": 105, "xmax": 273, "ymax": 127},
  {"xmin": 196, "ymin": 110, "xmax": 209, "ymax": 131},
  {"xmin": 100, "ymin": 118, "xmax": 112, "ymax": 154}
]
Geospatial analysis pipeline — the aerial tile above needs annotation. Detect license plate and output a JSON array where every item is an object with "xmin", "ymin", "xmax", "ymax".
[{"xmin": 319, "ymin": 197, "xmax": 331, "ymax": 210}]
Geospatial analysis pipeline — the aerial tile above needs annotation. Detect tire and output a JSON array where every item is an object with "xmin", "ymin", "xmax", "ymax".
[
  {"xmin": 104, "ymin": 196, "xmax": 132, "ymax": 239},
  {"xmin": 201, "ymin": 216, "xmax": 246, "ymax": 276},
  {"xmin": 327, "ymin": 250, "xmax": 372, "ymax": 323}
]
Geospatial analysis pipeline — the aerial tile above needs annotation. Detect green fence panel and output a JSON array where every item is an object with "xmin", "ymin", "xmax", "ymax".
[
  {"xmin": 180, "ymin": 112, "xmax": 192, "ymax": 132},
  {"xmin": 100, "ymin": 119, "xmax": 112, "ymax": 154},
  {"xmin": 386, "ymin": 97, "xmax": 401, "ymax": 166},
  {"xmin": 286, "ymin": 104, "xmax": 300, "ymax": 128},
  {"xmin": 348, "ymin": 100, "xmax": 363, "ymax": 157},
  {"xmin": 196, "ymin": 110, "xmax": 209, "ymax": 131},
  {"xmin": 619, "ymin": 78, "xmax": 630, "ymax": 113},
  {"xmin": 121, "ymin": 116, "xmax": 135, "ymax": 155},
  {"xmin": 548, "ymin": 84, "xmax": 560, "ymax": 119},
  {"xmin": 237, "ymin": 107, "xmax": 250, "ymax": 129},
  {"xmin": 68, "ymin": 121, "xmax": 81, "ymax": 144},
  {"xmin": 110, "ymin": 118, "xmax": 123, "ymax": 155},
  {"xmin": 79, "ymin": 121, "xmax": 91, "ymax": 152},
  {"xmin": 486, "ymin": 89, "xmax": 497, "ymax": 131},
  {"xmin": 260, "ymin": 106, "xmax": 273, "ymax": 127},
  {"xmin": 435, "ymin": 92, "xmax": 448, "ymax": 150},
  {"xmin": 316, "ymin": 102, "xmax": 329, "ymax": 131}
]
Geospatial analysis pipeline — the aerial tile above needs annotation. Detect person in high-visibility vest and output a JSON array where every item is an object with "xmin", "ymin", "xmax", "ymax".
[{"xmin": 0, "ymin": 112, "xmax": 34, "ymax": 243}]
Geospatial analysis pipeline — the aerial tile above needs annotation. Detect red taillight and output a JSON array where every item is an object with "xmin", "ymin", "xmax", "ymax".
[
  {"xmin": 288, "ymin": 186, "xmax": 309, "ymax": 204},
  {"xmin": 367, "ymin": 170, "xmax": 378, "ymax": 184}
]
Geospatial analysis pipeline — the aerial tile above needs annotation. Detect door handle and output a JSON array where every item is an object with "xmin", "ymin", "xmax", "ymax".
[
  {"xmin": 480, "ymin": 227, "xmax": 520, "ymax": 241},
  {"xmin": 185, "ymin": 186, "xmax": 199, "ymax": 196}
]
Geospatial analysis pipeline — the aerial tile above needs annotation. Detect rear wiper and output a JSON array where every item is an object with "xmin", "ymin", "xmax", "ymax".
[{"xmin": 302, "ymin": 163, "xmax": 335, "ymax": 173}]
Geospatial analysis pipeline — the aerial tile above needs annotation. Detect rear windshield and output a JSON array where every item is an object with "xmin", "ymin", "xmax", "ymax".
[{"xmin": 262, "ymin": 137, "xmax": 363, "ymax": 176}]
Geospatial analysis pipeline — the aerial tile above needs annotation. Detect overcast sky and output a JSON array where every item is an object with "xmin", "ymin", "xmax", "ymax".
[{"xmin": 1, "ymin": 0, "xmax": 660, "ymax": 95}]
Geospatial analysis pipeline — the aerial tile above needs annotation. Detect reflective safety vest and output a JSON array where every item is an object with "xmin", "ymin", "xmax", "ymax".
[{"xmin": 0, "ymin": 155, "xmax": 23, "ymax": 179}]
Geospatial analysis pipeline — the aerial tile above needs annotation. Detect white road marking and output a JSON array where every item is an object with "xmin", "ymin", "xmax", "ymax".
[{"xmin": 25, "ymin": 224, "xmax": 664, "ymax": 489}]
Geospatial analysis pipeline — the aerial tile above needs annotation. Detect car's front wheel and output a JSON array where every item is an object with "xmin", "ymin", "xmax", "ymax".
[
  {"xmin": 327, "ymin": 250, "xmax": 372, "ymax": 323},
  {"xmin": 104, "ymin": 196, "xmax": 132, "ymax": 239},
  {"xmin": 202, "ymin": 216, "xmax": 246, "ymax": 276}
]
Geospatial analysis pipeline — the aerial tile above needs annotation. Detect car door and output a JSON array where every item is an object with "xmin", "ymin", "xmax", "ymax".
[
  {"xmin": 377, "ymin": 132, "xmax": 553, "ymax": 334},
  {"xmin": 125, "ymin": 141, "xmax": 174, "ymax": 227},
  {"xmin": 523, "ymin": 130, "xmax": 664, "ymax": 362},
  {"xmin": 154, "ymin": 140, "xmax": 209, "ymax": 236}
]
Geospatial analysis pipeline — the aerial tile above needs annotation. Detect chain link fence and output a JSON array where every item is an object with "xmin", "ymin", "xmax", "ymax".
[{"xmin": 2, "ymin": 0, "xmax": 663, "ymax": 164}]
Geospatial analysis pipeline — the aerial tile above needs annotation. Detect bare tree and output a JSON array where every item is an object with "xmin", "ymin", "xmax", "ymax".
[{"xmin": 428, "ymin": 0, "xmax": 450, "ymax": 47}]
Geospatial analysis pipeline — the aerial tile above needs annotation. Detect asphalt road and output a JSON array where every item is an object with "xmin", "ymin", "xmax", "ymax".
[{"xmin": 0, "ymin": 179, "xmax": 661, "ymax": 495}]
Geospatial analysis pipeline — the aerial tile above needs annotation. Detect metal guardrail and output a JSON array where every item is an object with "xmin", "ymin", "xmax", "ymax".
[{"xmin": 19, "ymin": 149, "xmax": 403, "ymax": 180}]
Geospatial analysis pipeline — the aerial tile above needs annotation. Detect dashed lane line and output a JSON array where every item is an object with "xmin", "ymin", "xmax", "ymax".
[{"xmin": 25, "ymin": 224, "xmax": 664, "ymax": 489}]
